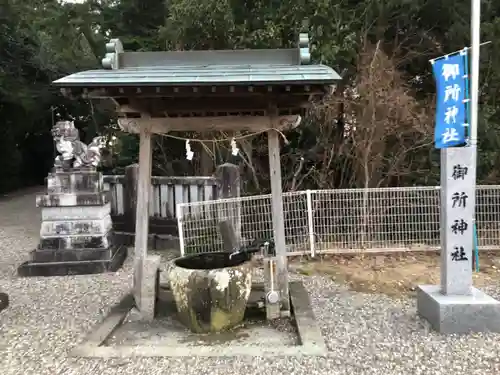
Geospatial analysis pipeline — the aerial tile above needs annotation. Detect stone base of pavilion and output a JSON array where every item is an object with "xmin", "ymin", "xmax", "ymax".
[
  {"xmin": 417, "ymin": 284, "xmax": 500, "ymax": 334},
  {"xmin": 70, "ymin": 281, "xmax": 327, "ymax": 358}
]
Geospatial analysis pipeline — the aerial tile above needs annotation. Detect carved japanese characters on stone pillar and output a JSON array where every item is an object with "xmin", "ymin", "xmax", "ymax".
[
  {"xmin": 51, "ymin": 121, "xmax": 105, "ymax": 170},
  {"xmin": 440, "ymin": 147, "xmax": 475, "ymax": 296}
]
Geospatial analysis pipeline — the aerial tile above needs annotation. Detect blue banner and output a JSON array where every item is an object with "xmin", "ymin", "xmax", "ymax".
[{"xmin": 432, "ymin": 53, "xmax": 468, "ymax": 148}]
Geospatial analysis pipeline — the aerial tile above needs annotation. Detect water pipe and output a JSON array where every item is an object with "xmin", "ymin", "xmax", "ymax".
[{"xmin": 473, "ymin": 223, "xmax": 479, "ymax": 272}]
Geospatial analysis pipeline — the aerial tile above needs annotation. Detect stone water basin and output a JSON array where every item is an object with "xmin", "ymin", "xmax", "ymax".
[{"xmin": 168, "ymin": 251, "xmax": 253, "ymax": 334}]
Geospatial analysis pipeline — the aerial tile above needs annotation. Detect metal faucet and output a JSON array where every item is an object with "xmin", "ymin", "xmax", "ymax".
[
  {"xmin": 228, "ymin": 247, "xmax": 242, "ymax": 260},
  {"xmin": 228, "ymin": 241, "xmax": 269, "ymax": 260}
]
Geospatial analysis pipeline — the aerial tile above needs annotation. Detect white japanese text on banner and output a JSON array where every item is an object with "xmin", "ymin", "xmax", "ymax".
[{"xmin": 432, "ymin": 54, "xmax": 468, "ymax": 148}]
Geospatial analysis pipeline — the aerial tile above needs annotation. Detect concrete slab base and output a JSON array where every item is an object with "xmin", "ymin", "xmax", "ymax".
[
  {"xmin": 71, "ymin": 281, "xmax": 327, "ymax": 357},
  {"xmin": 417, "ymin": 284, "xmax": 500, "ymax": 334},
  {"xmin": 17, "ymin": 245, "xmax": 127, "ymax": 277}
]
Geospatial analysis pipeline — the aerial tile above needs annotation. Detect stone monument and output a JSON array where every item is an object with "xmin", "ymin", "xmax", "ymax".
[
  {"xmin": 417, "ymin": 147, "xmax": 500, "ymax": 333},
  {"xmin": 417, "ymin": 49, "xmax": 500, "ymax": 334},
  {"xmin": 18, "ymin": 121, "xmax": 127, "ymax": 277}
]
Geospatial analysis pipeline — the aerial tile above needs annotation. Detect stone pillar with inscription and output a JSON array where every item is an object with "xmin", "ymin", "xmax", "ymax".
[
  {"xmin": 215, "ymin": 163, "xmax": 241, "ymax": 248},
  {"xmin": 17, "ymin": 121, "xmax": 127, "ymax": 277},
  {"xmin": 417, "ymin": 147, "xmax": 500, "ymax": 333},
  {"xmin": 440, "ymin": 147, "xmax": 475, "ymax": 295}
]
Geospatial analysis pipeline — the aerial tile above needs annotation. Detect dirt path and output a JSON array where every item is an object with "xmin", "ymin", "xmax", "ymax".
[{"xmin": 293, "ymin": 251, "xmax": 500, "ymax": 297}]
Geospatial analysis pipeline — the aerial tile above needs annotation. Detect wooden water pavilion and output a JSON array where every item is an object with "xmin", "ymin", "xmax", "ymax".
[{"xmin": 53, "ymin": 30, "xmax": 340, "ymax": 318}]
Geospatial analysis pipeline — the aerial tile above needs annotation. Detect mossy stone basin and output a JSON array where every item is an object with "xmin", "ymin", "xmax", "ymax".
[{"xmin": 168, "ymin": 251, "xmax": 253, "ymax": 334}]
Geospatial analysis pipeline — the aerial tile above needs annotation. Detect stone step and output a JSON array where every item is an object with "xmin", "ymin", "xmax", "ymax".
[
  {"xmin": 40, "ymin": 215, "xmax": 113, "ymax": 237},
  {"xmin": 41, "ymin": 203, "xmax": 111, "ymax": 221},
  {"xmin": 38, "ymin": 232, "xmax": 113, "ymax": 250},
  {"xmin": 31, "ymin": 247, "xmax": 118, "ymax": 263},
  {"xmin": 17, "ymin": 245, "xmax": 128, "ymax": 277},
  {"xmin": 36, "ymin": 191, "xmax": 111, "ymax": 208}
]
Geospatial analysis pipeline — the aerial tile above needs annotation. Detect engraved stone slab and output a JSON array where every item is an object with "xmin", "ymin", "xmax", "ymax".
[
  {"xmin": 215, "ymin": 163, "xmax": 242, "ymax": 244},
  {"xmin": 41, "ymin": 203, "xmax": 111, "ymax": 221},
  {"xmin": 47, "ymin": 171, "xmax": 103, "ymax": 194},
  {"xmin": 39, "ymin": 232, "xmax": 113, "ymax": 250},
  {"xmin": 40, "ymin": 215, "xmax": 112, "ymax": 237},
  {"xmin": 440, "ymin": 147, "xmax": 475, "ymax": 295},
  {"xmin": 36, "ymin": 192, "xmax": 111, "ymax": 208}
]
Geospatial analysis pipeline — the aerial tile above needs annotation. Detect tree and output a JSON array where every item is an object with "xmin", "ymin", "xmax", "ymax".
[{"xmin": 3, "ymin": 0, "xmax": 500, "ymax": 194}]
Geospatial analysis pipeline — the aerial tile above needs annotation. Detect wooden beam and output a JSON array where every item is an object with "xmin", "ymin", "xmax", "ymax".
[
  {"xmin": 133, "ymin": 119, "xmax": 153, "ymax": 315},
  {"xmin": 82, "ymin": 84, "xmax": 331, "ymax": 98},
  {"xmin": 117, "ymin": 114, "xmax": 301, "ymax": 133},
  {"xmin": 117, "ymin": 96, "xmax": 310, "ymax": 115},
  {"xmin": 268, "ymin": 128, "xmax": 290, "ymax": 317}
]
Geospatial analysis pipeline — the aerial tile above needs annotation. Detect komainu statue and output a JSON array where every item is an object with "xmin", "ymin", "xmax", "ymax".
[{"xmin": 51, "ymin": 121, "xmax": 105, "ymax": 169}]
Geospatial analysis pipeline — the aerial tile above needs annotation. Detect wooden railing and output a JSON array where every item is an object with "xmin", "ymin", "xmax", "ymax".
[
  {"xmin": 103, "ymin": 175, "xmax": 218, "ymax": 217},
  {"xmin": 102, "ymin": 163, "xmax": 240, "ymax": 246}
]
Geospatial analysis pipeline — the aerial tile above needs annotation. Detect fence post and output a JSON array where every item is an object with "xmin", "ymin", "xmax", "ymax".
[
  {"xmin": 176, "ymin": 203, "xmax": 186, "ymax": 256},
  {"xmin": 124, "ymin": 163, "xmax": 139, "ymax": 233},
  {"xmin": 306, "ymin": 190, "xmax": 316, "ymax": 257},
  {"xmin": 215, "ymin": 163, "xmax": 241, "ymax": 245}
]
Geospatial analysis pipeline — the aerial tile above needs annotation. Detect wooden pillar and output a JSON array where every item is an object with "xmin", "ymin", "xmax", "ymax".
[
  {"xmin": 133, "ymin": 126, "xmax": 152, "ymax": 312},
  {"xmin": 267, "ymin": 129, "xmax": 290, "ymax": 316},
  {"xmin": 124, "ymin": 163, "xmax": 139, "ymax": 233}
]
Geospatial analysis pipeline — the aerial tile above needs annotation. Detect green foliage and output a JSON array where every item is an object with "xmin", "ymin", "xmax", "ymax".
[{"xmin": 2, "ymin": 0, "xmax": 500, "ymax": 193}]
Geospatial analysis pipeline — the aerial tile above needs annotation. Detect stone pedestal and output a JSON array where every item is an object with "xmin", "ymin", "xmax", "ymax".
[
  {"xmin": 18, "ymin": 169, "xmax": 127, "ymax": 277},
  {"xmin": 417, "ymin": 285, "xmax": 500, "ymax": 333},
  {"xmin": 138, "ymin": 255, "xmax": 161, "ymax": 321}
]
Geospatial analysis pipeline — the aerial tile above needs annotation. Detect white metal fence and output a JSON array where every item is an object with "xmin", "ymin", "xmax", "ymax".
[{"xmin": 177, "ymin": 185, "xmax": 500, "ymax": 256}]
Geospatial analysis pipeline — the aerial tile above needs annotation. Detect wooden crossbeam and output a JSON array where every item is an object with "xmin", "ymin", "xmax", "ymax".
[{"xmin": 117, "ymin": 114, "xmax": 301, "ymax": 133}]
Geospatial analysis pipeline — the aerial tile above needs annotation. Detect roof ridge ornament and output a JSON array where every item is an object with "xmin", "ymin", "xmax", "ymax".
[
  {"xmin": 298, "ymin": 32, "xmax": 311, "ymax": 65},
  {"xmin": 101, "ymin": 38, "xmax": 124, "ymax": 70}
]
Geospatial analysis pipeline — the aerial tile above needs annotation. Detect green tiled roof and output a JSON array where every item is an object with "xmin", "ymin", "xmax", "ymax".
[{"xmin": 53, "ymin": 64, "xmax": 341, "ymax": 87}]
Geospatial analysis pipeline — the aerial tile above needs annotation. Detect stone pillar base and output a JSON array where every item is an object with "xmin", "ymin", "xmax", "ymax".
[
  {"xmin": 417, "ymin": 284, "xmax": 500, "ymax": 334},
  {"xmin": 134, "ymin": 255, "xmax": 161, "ymax": 321}
]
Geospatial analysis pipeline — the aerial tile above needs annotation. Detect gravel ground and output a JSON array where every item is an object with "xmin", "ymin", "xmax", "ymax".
[{"xmin": 1, "ymin": 189, "xmax": 500, "ymax": 375}]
